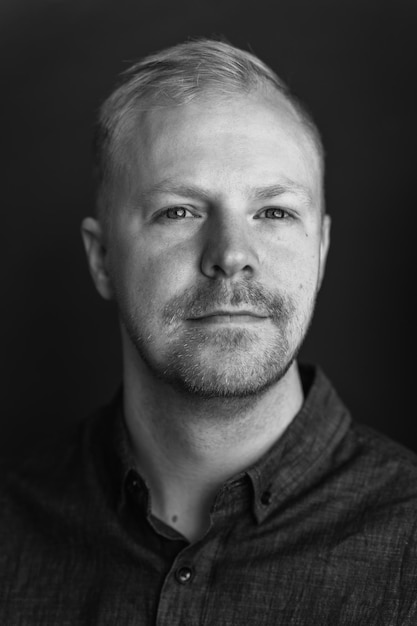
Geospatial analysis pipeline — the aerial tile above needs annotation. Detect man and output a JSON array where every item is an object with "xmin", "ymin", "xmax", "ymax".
[{"xmin": 1, "ymin": 38, "xmax": 416, "ymax": 624}]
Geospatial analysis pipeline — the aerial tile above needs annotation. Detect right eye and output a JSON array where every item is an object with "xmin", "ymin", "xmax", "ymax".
[{"xmin": 164, "ymin": 206, "xmax": 192, "ymax": 219}]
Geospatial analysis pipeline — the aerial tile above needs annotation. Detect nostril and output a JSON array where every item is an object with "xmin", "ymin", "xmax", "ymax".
[{"xmin": 209, "ymin": 262, "xmax": 253, "ymax": 279}]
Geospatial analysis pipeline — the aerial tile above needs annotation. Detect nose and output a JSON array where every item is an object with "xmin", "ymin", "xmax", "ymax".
[{"xmin": 200, "ymin": 214, "xmax": 260, "ymax": 279}]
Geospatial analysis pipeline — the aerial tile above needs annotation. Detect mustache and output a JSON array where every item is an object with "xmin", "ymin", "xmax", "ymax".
[{"xmin": 162, "ymin": 280, "xmax": 294, "ymax": 325}]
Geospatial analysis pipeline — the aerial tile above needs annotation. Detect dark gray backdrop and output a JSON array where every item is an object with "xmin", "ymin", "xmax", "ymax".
[{"xmin": 1, "ymin": 0, "xmax": 415, "ymax": 458}]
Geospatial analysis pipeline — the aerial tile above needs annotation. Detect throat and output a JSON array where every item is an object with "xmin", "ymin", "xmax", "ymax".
[{"xmin": 154, "ymin": 498, "xmax": 213, "ymax": 543}]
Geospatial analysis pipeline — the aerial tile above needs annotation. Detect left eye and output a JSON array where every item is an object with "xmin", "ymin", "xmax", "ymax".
[
  {"xmin": 262, "ymin": 208, "xmax": 288, "ymax": 219},
  {"xmin": 165, "ymin": 206, "xmax": 191, "ymax": 219}
]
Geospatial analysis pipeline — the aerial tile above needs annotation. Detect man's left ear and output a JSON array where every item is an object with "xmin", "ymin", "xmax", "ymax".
[
  {"xmin": 81, "ymin": 217, "xmax": 114, "ymax": 300},
  {"xmin": 318, "ymin": 214, "xmax": 331, "ymax": 289}
]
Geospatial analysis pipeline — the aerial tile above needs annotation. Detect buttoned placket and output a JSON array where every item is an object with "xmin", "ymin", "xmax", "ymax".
[{"xmin": 141, "ymin": 477, "xmax": 254, "ymax": 626}]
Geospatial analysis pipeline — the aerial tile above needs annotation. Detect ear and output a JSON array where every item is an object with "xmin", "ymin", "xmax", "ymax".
[
  {"xmin": 81, "ymin": 217, "xmax": 114, "ymax": 300},
  {"xmin": 318, "ymin": 213, "xmax": 331, "ymax": 289}
]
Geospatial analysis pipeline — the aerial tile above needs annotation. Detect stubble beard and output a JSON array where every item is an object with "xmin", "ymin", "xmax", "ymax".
[{"xmin": 119, "ymin": 280, "xmax": 316, "ymax": 400}]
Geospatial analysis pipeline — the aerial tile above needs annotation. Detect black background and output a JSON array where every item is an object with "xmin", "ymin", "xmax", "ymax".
[{"xmin": 1, "ymin": 0, "xmax": 415, "ymax": 458}]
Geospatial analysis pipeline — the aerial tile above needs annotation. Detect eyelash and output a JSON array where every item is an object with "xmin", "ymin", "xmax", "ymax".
[{"xmin": 158, "ymin": 206, "xmax": 292, "ymax": 221}]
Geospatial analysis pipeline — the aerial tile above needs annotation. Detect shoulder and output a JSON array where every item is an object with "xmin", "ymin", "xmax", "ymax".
[
  {"xmin": 0, "ymin": 399, "xmax": 123, "ymax": 618},
  {"xmin": 326, "ymin": 418, "xmax": 417, "ymax": 556},
  {"xmin": 0, "ymin": 399, "xmax": 119, "ymax": 536},
  {"xmin": 299, "ymin": 365, "xmax": 417, "ymax": 517},
  {"xmin": 343, "ymin": 419, "xmax": 417, "ymax": 489},
  {"xmin": 0, "ymin": 419, "xmax": 87, "ymax": 528},
  {"xmin": 339, "ymin": 422, "xmax": 417, "ymax": 614},
  {"xmin": 303, "ymin": 365, "xmax": 417, "ymax": 504}
]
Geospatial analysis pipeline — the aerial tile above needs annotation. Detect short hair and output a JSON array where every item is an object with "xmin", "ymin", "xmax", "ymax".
[{"xmin": 94, "ymin": 37, "xmax": 325, "ymax": 224}]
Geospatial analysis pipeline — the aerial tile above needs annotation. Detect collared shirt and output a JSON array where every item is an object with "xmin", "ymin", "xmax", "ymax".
[{"xmin": 1, "ymin": 365, "xmax": 417, "ymax": 625}]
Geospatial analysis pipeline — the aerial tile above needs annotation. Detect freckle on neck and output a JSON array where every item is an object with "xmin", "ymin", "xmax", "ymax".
[{"xmin": 171, "ymin": 515, "xmax": 178, "ymax": 523}]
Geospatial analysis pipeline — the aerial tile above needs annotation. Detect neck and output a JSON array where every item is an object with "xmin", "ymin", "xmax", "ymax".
[{"xmin": 122, "ymin": 340, "xmax": 304, "ymax": 543}]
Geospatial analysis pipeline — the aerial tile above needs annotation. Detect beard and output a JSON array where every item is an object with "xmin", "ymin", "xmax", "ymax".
[{"xmin": 118, "ymin": 279, "xmax": 316, "ymax": 399}]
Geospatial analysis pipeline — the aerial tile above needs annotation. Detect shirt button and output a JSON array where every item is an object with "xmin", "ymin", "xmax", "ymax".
[
  {"xmin": 175, "ymin": 566, "xmax": 193, "ymax": 585},
  {"xmin": 260, "ymin": 490, "xmax": 272, "ymax": 506},
  {"xmin": 126, "ymin": 471, "xmax": 140, "ymax": 493}
]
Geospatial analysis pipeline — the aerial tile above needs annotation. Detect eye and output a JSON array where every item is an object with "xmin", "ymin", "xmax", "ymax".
[
  {"xmin": 262, "ymin": 207, "xmax": 288, "ymax": 219},
  {"xmin": 153, "ymin": 205, "xmax": 202, "ymax": 225},
  {"xmin": 165, "ymin": 206, "xmax": 191, "ymax": 219}
]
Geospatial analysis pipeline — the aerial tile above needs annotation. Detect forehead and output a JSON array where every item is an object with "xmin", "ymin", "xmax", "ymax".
[{"xmin": 120, "ymin": 90, "xmax": 322, "ymax": 205}]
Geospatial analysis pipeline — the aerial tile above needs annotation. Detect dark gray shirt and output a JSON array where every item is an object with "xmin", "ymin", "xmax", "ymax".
[{"xmin": 1, "ymin": 365, "xmax": 417, "ymax": 625}]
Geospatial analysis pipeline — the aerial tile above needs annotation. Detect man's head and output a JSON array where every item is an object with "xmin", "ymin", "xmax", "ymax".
[{"xmin": 82, "ymin": 38, "xmax": 330, "ymax": 399}]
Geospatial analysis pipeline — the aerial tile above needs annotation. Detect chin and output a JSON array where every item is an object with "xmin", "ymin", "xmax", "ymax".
[
  {"xmin": 158, "ymin": 339, "xmax": 298, "ymax": 399},
  {"xmin": 165, "ymin": 359, "xmax": 296, "ymax": 399}
]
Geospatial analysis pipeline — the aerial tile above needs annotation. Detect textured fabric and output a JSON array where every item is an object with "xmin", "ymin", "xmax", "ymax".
[{"xmin": 1, "ymin": 365, "xmax": 417, "ymax": 625}]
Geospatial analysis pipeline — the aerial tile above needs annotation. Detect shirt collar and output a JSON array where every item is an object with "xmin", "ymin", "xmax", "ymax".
[
  {"xmin": 248, "ymin": 365, "xmax": 351, "ymax": 523},
  {"xmin": 104, "ymin": 364, "xmax": 351, "ymax": 524}
]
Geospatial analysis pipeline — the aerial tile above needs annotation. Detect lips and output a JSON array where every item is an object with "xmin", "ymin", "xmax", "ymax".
[
  {"xmin": 190, "ymin": 309, "xmax": 268, "ymax": 317},
  {"xmin": 187, "ymin": 310, "xmax": 269, "ymax": 324}
]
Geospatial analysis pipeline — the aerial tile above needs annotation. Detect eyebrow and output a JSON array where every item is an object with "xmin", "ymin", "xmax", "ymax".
[
  {"xmin": 140, "ymin": 179, "xmax": 313, "ymax": 205},
  {"xmin": 251, "ymin": 183, "xmax": 312, "ymax": 203}
]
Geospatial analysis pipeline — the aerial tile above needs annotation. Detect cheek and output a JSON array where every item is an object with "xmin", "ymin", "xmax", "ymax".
[
  {"xmin": 112, "ymin": 238, "xmax": 198, "ymax": 311},
  {"xmin": 264, "ymin": 241, "xmax": 321, "ymax": 295}
]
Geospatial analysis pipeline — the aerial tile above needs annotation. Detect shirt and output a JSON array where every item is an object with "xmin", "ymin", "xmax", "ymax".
[{"xmin": 1, "ymin": 365, "xmax": 417, "ymax": 625}]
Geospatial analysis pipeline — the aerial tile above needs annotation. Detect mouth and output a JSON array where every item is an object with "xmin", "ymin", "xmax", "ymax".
[{"xmin": 187, "ymin": 310, "xmax": 269, "ymax": 325}]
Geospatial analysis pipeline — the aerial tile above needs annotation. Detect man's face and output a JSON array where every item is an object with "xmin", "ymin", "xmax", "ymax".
[{"xmin": 100, "ymin": 90, "xmax": 329, "ymax": 398}]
